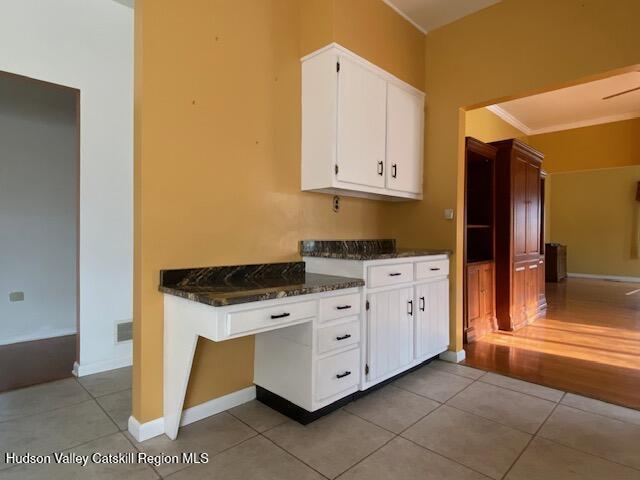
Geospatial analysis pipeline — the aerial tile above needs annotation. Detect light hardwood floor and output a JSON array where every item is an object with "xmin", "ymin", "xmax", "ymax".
[{"xmin": 464, "ymin": 278, "xmax": 640, "ymax": 409}]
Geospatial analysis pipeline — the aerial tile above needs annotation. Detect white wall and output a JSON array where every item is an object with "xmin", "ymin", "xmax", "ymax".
[
  {"xmin": 0, "ymin": 0, "xmax": 133, "ymax": 374},
  {"xmin": 0, "ymin": 75, "xmax": 78, "ymax": 345}
]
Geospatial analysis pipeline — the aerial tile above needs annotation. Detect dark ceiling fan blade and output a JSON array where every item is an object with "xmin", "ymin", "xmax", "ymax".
[{"xmin": 602, "ymin": 86, "xmax": 640, "ymax": 100}]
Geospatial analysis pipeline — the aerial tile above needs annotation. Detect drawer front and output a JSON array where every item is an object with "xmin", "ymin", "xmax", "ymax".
[
  {"xmin": 316, "ymin": 348, "xmax": 360, "ymax": 401},
  {"xmin": 227, "ymin": 300, "xmax": 315, "ymax": 336},
  {"xmin": 317, "ymin": 319, "xmax": 360, "ymax": 354},
  {"xmin": 368, "ymin": 263, "xmax": 414, "ymax": 288},
  {"xmin": 415, "ymin": 259, "xmax": 449, "ymax": 280},
  {"xmin": 318, "ymin": 293, "xmax": 361, "ymax": 323}
]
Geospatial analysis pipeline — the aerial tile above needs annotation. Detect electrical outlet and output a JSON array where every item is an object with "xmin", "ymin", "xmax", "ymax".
[
  {"xmin": 9, "ymin": 291, "xmax": 24, "ymax": 302},
  {"xmin": 443, "ymin": 208, "xmax": 454, "ymax": 220}
]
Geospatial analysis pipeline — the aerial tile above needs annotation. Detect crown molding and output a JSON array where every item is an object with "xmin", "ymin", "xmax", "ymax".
[
  {"xmin": 485, "ymin": 105, "xmax": 533, "ymax": 135},
  {"xmin": 381, "ymin": 0, "xmax": 429, "ymax": 35}
]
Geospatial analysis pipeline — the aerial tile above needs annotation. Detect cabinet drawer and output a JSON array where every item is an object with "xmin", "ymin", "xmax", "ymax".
[
  {"xmin": 226, "ymin": 300, "xmax": 315, "ymax": 336},
  {"xmin": 318, "ymin": 293, "xmax": 361, "ymax": 323},
  {"xmin": 317, "ymin": 319, "xmax": 360, "ymax": 354},
  {"xmin": 316, "ymin": 348, "xmax": 360, "ymax": 401},
  {"xmin": 367, "ymin": 263, "xmax": 414, "ymax": 288},
  {"xmin": 415, "ymin": 259, "xmax": 449, "ymax": 279}
]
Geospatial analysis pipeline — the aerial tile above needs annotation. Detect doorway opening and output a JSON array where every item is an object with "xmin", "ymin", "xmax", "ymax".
[
  {"xmin": 461, "ymin": 68, "xmax": 640, "ymax": 409},
  {"xmin": 0, "ymin": 71, "xmax": 80, "ymax": 392}
]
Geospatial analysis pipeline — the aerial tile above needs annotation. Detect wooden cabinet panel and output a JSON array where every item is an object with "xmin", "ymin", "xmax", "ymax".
[
  {"xmin": 336, "ymin": 55, "xmax": 387, "ymax": 189},
  {"xmin": 525, "ymin": 262, "xmax": 540, "ymax": 315},
  {"xmin": 526, "ymin": 162, "xmax": 540, "ymax": 255},
  {"xmin": 538, "ymin": 258, "xmax": 547, "ymax": 310},
  {"xmin": 513, "ymin": 158, "xmax": 527, "ymax": 257},
  {"xmin": 465, "ymin": 261, "xmax": 496, "ymax": 342},
  {"xmin": 481, "ymin": 262, "xmax": 495, "ymax": 320},
  {"xmin": 466, "ymin": 264, "xmax": 482, "ymax": 327},
  {"xmin": 512, "ymin": 263, "xmax": 527, "ymax": 329},
  {"xmin": 366, "ymin": 287, "xmax": 413, "ymax": 382}
]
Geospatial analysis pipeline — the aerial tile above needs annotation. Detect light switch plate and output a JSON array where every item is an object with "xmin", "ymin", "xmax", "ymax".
[
  {"xmin": 444, "ymin": 208, "xmax": 454, "ymax": 220},
  {"xmin": 9, "ymin": 291, "xmax": 24, "ymax": 302}
]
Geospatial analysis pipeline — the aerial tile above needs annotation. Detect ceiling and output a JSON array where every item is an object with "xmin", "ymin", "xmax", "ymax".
[
  {"xmin": 487, "ymin": 71, "xmax": 640, "ymax": 135},
  {"xmin": 383, "ymin": 0, "xmax": 501, "ymax": 33}
]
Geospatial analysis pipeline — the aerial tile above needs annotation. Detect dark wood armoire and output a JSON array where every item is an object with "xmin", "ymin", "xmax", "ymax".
[{"xmin": 491, "ymin": 139, "xmax": 546, "ymax": 331}]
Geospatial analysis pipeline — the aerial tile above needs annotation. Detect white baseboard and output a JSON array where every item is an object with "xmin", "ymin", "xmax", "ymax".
[
  {"xmin": 439, "ymin": 349, "xmax": 466, "ymax": 363},
  {"xmin": 128, "ymin": 385, "xmax": 256, "ymax": 442},
  {"xmin": 73, "ymin": 355, "xmax": 132, "ymax": 377},
  {"xmin": 567, "ymin": 272, "xmax": 640, "ymax": 283}
]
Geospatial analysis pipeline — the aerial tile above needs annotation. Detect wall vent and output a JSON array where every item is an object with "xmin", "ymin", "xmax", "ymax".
[{"xmin": 116, "ymin": 321, "xmax": 133, "ymax": 343}]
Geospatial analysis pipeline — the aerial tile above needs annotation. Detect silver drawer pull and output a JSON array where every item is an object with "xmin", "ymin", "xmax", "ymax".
[
  {"xmin": 388, "ymin": 272, "xmax": 402, "ymax": 277},
  {"xmin": 336, "ymin": 334, "xmax": 352, "ymax": 341},
  {"xmin": 336, "ymin": 371, "xmax": 351, "ymax": 379},
  {"xmin": 515, "ymin": 267, "xmax": 525, "ymax": 272},
  {"xmin": 529, "ymin": 264, "xmax": 538, "ymax": 269}
]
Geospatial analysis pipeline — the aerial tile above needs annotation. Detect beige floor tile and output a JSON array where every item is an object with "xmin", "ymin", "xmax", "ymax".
[
  {"xmin": 447, "ymin": 381, "xmax": 556, "ymax": 434},
  {"xmin": 505, "ymin": 437, "xmax": 640, "ymax": 480},
  {"xmin": 538, "ymin": 405, "xmax": 640, "ymax": 470},
  {"xmin": 126, "ymin": 412, "xmax": 256, "ymax": 477},
  {"xmin": 227, "ymin": 400, "xmax": 287, "ymax": 433},
  {"xmin": 339, "ymin": 437, "xmax": 489, "ymax": 480},
  {"xmin": 263, "ymin": 409, "xmax": 393, "ymax": 479},
  {"xmin": 78, "ymin": 367, "xmax": 131, "ymax": 397},
  {"xmin": 561, "ymin": 393, "xmax": 640, "ymax": 426},
  {"xmin": 394, "ymin": 367, "xmax": 473, "ymax": 402},
  {"xmin": 428, "ymin": 360, "xmax": 485, "ymax": 380},
  {"xmin": 402, "ymin": 405, "xmax": 530, "ymax": 479},
  {"xmin": 344, "ymin": 384, "xmax": 439, "ymax": 433},
  {"xmin": 480, "ymin": 372, "xmax": 564, "ymax": 402},
  {"xmin": 0, "ymin": 400, "xmax": 118, "ymax": 470},
  {"xmin": 96, "ymin": 389, "xmax": 131, "ymax": 430},
  {"xmin": 166, "ymin": 435, "xmax": 323, "ymax": 480},
  {"xmin": 0, "ymin": 433, "xmax": 158, "ymax": 480},
  {"xmin": 0, "ymin": 378, "xmax": 90, "ymax": 422}
]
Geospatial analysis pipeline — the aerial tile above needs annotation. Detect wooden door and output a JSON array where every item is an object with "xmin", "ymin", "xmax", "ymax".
[
  {"xmin": 525, "ymin": 163, "xmax": 540, "ymax": 254},
  {"xmin": 513, "ymin": 157, "xmax": 527, "ymax": 257},
  {"xmin": 367, "ymin": 287, "xmax": 413, "ymax": 382},
  {"xmin": 386, "ymin": 83, "xmax": 423, "ymax": 194},
  {"xmin": 336, "ymin": 55, "xmax": 387, "ymax": 188},
  {"xmin": 415, "ymin": 279, "xmax": 449, "ymax": 358}
]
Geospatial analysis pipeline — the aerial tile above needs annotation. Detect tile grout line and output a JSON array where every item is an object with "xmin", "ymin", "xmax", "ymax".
[
  {"xmin": 499, "ymin": 392, "xmax": 566, "ymax": 480},
  {"xmin": 259, "ymin": 432, "xmax": 332, "ymax": 480},
  {"xmin": 556, "ymin": 400, "xmax": 640, "ymax": 427},
  {"xmin": 476, "ymin": 378, "xmax": 564, "ymax": 403}
]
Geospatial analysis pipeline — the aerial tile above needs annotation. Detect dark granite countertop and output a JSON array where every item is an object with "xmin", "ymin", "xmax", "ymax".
[
  {"xmin": 159, "ymin": 261, "xmax": 364, "ymax": 307},
  {"xmin": 300, "ymin": 239, "xmax": 451, "ymax": 261}
]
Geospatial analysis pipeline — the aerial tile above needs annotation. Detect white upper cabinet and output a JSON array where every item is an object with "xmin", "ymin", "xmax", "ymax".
[
  {"xmin": 386, "ymin": 83, "xmax": 424, "ymax": 194},
  {"xmin": 336, "ymin": 56, "xmax": 387, "ymax": 189},
  {"xmin": 301, "ymin": 43, "xmax": 424, "ymax": 201}
]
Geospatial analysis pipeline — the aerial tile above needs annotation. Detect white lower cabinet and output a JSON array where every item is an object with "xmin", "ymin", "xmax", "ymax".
[
  {"xmin": 366, "ymin": 287, "xmax": 414, "ymax": 382},
  {"xmin": 415, "ymin": 278, "xmax": 450, "ymax": 359}
]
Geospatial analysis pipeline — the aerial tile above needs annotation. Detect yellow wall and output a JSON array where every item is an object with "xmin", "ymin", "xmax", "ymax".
[
  {"xmin": 134, "ymin": 0, "xmax": 424, "ymax": 423},
  {"xmin": 383, "ymin": 0, "xmax": 640, "ymax": 352},
  {"xmin": 548, "ymin": 166, "xmax": 640, "ymax": 277},
  {"xmin": 465, "ymin": 107, "xmax": 527, "ymax": 143},
  {"xmin": 529, "ymin": 118, "xmax": 640, "ymax": 173},
  {"xmin": 526, "ymin": 118, "xmax": 640, "ymax": 277}
]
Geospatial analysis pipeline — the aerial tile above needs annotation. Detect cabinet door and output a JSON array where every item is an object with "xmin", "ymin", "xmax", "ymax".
[
  {"xmin": 336, "ymin": 56, "xmax": 387, "ymax": 188},
  {"xmin": 525, "ymin": 262, "xmax": 539, "ymax": 316},
  {"xmin": 367, "ymin": 287, "xmax": 413, "ymax": 382},
  {"xmin": 513, "ymin": 158, "xmax": 527, "ymax": 257},
  {"xmin": 415, "ymin": 279, "xmax": 449, "ymax": 359},
  {"xmin": 512, "ymin": 263, "xmax": 527, "ymax": 328},
  {"xmin": 525, "ymin": 164, "xmax": 540, "ymax": 254},
  {"xmin": 481, "ymin": 262, "xmax": 495, "ymax": 321},
  {"xmin": 465, "ymin": 264, "xmax": 482, "ymax": 334},
  {"xmin": 386, "ymin": 83, "xmax": 423, "ymax": 194}
]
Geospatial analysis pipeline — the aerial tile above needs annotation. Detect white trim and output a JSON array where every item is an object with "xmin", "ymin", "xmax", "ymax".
[
  {"xmin": 72, "ymin": 354, "xmax": 132, "ymax": 377},
  {"xmin": 485, "ymin": 105, "xmax": 533, "ymax": 135},
  {"xmin": 381, "ymin": 0, "xmax": 428, "ymax": 35},
  {"xmin": 567, "ymin": 273, "xmax": 640, "ymax": 283},
  {"xmin": 128, "ymin": 385, "xmax": 256, "ymax": 442},
  {"xmin": 301, "ymin": 43, "xmax": 425, "ymax": 98},
  {"xmin": 0, "ymin": 329, "xmax": 77, "ymax": 347},
  {"xmin": 439, "ymin": 349, "xmax": 466, "ymax": 363},
  {"xmin": 486, "ymin": 105, "xmax": 640, "ymax": 137}
]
